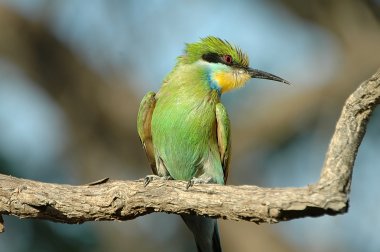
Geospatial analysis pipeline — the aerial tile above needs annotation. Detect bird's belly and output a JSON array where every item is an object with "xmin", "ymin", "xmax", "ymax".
[{"xmin": 151, "ymin": 101, "xmax": 217, "ymax": 180}]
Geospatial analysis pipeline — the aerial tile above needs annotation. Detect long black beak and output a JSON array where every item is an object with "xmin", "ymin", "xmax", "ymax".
[{"xmin": 248, "ymin": 68, "xmax": 290, "ymax": 85}]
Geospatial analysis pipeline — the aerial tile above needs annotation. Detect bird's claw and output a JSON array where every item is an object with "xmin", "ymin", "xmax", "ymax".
[
  {"xmin": 186, "ymin": 176, "xmax": 213, "ymax": 190},
  {"xmin": 144, "ymin": 175, "xmax": 158, "ymax": 187},
  {"xmin": 186, "ymin": 180, "xmax": 194, "ymax": 190},
  {"xmin": 144, "ymin": 175, "xmax": 171, "ymax": 187}
]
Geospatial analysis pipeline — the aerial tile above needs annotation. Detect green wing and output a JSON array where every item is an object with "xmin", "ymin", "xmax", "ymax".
[
  {"xmin": 137, "ymin": 91, "xmax": 157, "ymax": 175},
  {"xmin": 215, "ymin": 103, "xmax": 231, "ymax": 184}
]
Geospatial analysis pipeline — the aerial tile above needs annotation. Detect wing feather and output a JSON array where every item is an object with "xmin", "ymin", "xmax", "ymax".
[
  {"xmin": 137, "ymin": 92, "xmax": 157, "ymax": 174},
  {"xmin": 215, "ymin": 103, "xmax": 231, "ymax": 184}
]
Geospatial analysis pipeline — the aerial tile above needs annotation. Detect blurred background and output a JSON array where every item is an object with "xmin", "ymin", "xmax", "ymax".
[{"xmin": 0, "ymin": 0, "xmax": 379, "ymax": 251}]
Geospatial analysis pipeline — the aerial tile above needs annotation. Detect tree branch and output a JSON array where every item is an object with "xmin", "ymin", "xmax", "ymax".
[{"xmin": 0, "ymin": 69, "xmax": 379, "ymax": 232}]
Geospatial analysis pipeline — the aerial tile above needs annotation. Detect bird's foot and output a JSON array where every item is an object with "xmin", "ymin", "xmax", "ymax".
[
  {"xmin": 186, "ymin": 176, "xmax": 213, "ymax": 190},
  {"xmin": 144, "ymin": 175, "xmax": 172, "ymax": 187}
]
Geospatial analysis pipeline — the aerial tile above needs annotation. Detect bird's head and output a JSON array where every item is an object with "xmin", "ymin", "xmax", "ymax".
[{"xmin": 180, "ymin": 36, "xmax": 289, "ymax": 93}]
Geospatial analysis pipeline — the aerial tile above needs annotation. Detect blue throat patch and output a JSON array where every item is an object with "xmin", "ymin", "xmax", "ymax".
[{"xmin": 207, "ymin": 70, "xmax": 221, "ymax": 96}]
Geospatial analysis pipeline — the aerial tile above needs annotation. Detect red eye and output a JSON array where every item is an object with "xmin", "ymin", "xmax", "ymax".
[{"xmin": 223, "ymin": 55, "xmax": 233, "ymax": 64}]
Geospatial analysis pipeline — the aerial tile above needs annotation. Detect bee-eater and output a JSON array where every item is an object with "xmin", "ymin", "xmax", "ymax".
[{"xmin": 137, "ymin": 36, "xmax": 289, "ymax": 252}]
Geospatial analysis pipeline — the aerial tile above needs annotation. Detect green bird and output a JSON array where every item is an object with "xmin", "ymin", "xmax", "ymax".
[{"xmin": 137, "ymin": 36, "xmax": 289, "ymax": 252}]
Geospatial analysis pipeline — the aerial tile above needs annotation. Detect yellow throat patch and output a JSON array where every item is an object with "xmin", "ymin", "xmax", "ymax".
[{"xmin": 213, "ymin": 71, "xmax": 251, "ymax": 93}]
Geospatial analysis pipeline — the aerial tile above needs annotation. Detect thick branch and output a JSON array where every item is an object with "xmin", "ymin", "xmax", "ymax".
[
  {"xmin": 319, "ymin": 70, "xmax": 380, "ymax": 192},
  {"xmin": 0, "ymin": 69, "xmax": 379, "ymax": 228},
  {"xmin": 0, "ymin": 175, "xmax": 345, "ymax": 224}
]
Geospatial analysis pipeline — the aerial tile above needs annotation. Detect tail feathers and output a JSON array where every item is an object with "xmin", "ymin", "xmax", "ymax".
[
  {"xmin": 210, "ymin": 220, "xmax": 222, "ymax": 252},
  {"xmin": 181, "ymin": 214, "xmax": 222, "ymax": 252}
]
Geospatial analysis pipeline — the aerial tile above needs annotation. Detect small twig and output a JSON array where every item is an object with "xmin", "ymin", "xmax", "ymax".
[{"xmin": 86, "ymin": 177, "xmax": 110, "ymax": 186}]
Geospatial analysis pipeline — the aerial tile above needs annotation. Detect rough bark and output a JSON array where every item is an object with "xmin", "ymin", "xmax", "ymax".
[{"xmin": 0, "ymin": 69, "xmax": 379, "ymax": 232}]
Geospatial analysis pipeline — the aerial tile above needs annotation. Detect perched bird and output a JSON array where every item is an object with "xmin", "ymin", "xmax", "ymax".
[{"xmin": 137, "ymin": 36, "xmax": 289, "ymax": 252}]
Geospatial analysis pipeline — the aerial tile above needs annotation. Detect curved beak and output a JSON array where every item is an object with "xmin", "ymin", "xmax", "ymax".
[{"xmin": 248, "ymin": 68, "xmax": 290, "ymax": 85}]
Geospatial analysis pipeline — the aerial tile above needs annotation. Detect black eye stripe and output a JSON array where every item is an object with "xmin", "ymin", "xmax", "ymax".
[
  {"xmin": 202, "ymin": 53, "xmax": 236, "ymax": 67},
  {"xmin": 202, "ymin": 53, "xmax": 221, "ymax": 64}
]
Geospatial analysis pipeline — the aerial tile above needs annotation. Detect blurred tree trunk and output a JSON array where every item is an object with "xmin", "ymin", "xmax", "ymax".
[{"xmin": 0, "ymin": 6, "xmax": 144, "ymax": 180}]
